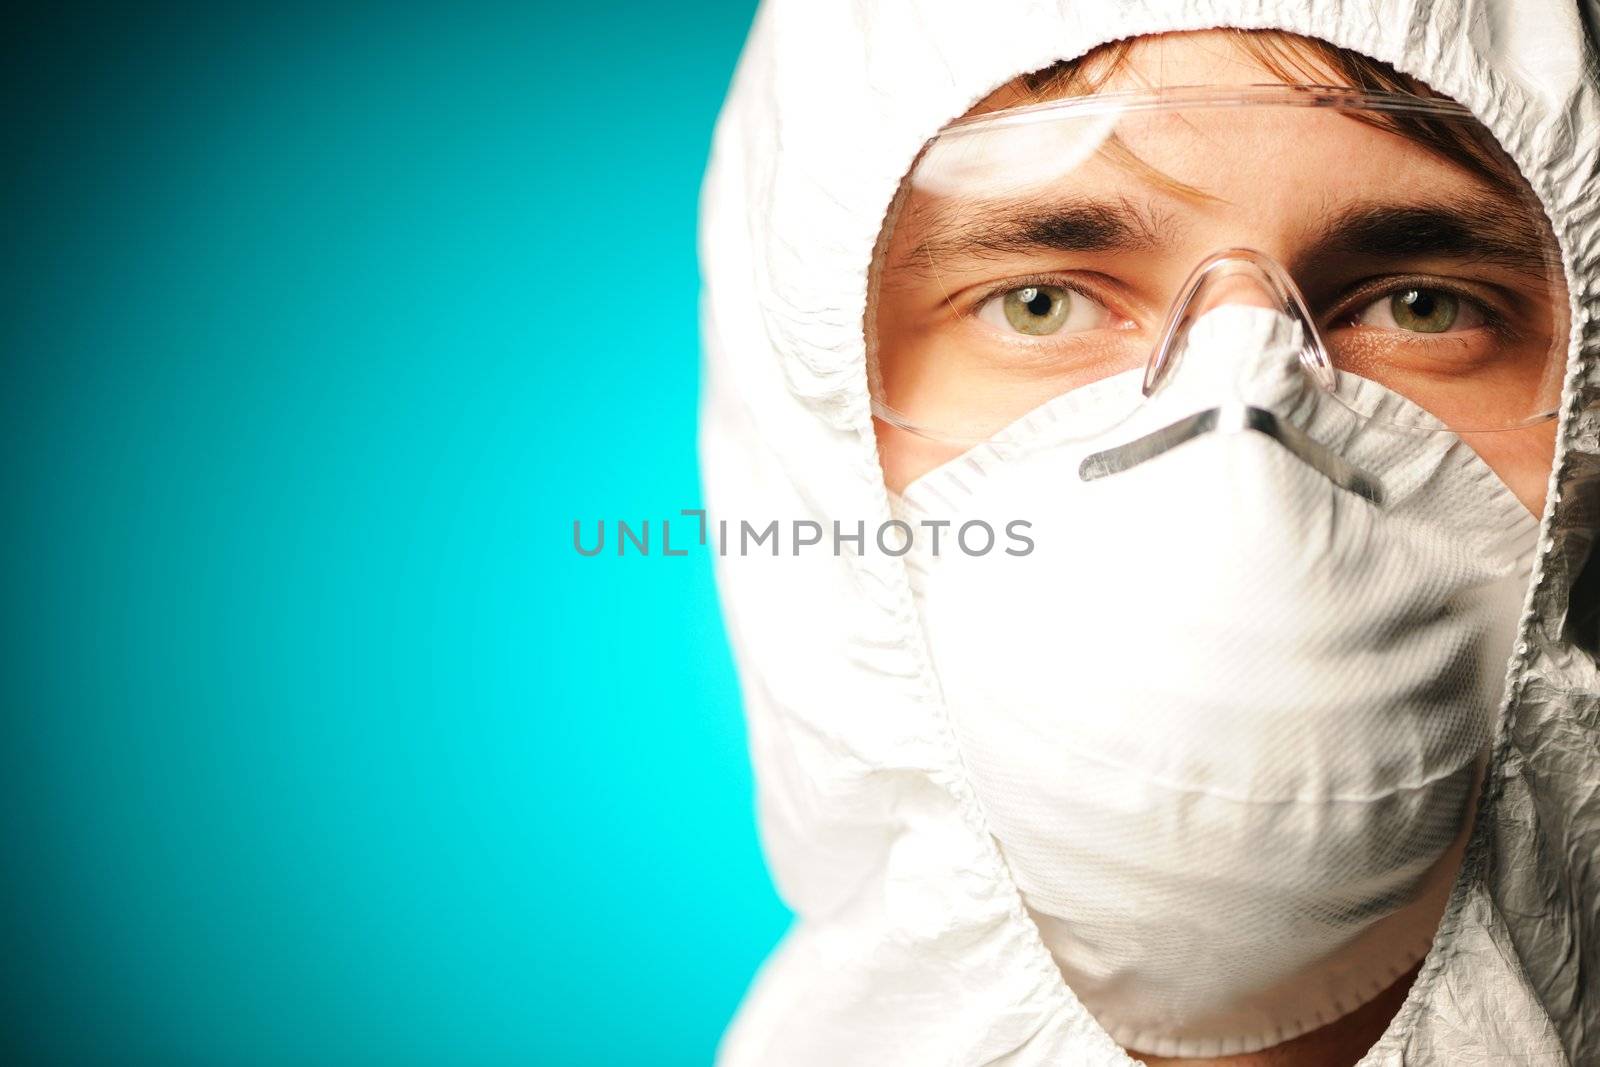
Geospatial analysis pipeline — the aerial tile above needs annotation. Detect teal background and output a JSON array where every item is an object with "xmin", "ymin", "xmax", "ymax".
[{"xmin": 2, "ymin": 3, "xmax": 786, "ymax": 1063}]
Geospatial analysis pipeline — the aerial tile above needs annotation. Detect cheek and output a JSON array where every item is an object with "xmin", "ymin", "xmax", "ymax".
[
  {"xmin": 874, "ymin": 420, "xmax": 967, "ymax": 494},
  {"xmin": 1462, "ymin": 420, "xmax": 1559, "ymax": 517}
]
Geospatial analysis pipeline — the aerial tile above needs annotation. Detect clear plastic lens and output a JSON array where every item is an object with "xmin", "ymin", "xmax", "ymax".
[{"xmin": 867, "ymin": 86, "xmax": 1567, "ymax": 444}]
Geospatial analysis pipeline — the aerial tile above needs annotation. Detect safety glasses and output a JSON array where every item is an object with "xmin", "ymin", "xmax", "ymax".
[{"xmin": 867, "ymin": 85, "xmax": 1567, "ymax": 444}]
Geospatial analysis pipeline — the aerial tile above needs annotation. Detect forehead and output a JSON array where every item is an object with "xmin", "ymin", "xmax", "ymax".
[
  {"xmin": 888, "ymin": 70, "xmax": 1543, "ymax": 275},
  {"xmin": 966, "ymin": 30, "xmax": 1374, "ymax": 118},
  {"xmin": 883, "ymin": 103, "xmax": 1551, "ymax": 285},
  {"xmin": 928, "ymin": 28, "xmax": 1506, "ymax": 206},
  {"xmin": 904, "ymin": 104, "xmax": 1491, "ymax": 220},
  {"xmin": 903, "ymin": 119, "xmax": 1480, "ymax": 234},
  {"xmin": 876, "ymin": 29, "xmax": 1556, "ymax": 286}
]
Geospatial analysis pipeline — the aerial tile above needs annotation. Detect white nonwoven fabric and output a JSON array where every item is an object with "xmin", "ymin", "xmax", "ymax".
[
  {"xmin": 895, "ymin": 305, "xmax": 1538, "ymax": 1057},
  {"xmin": 698, "ymin": 1, "xmax": 1600, "ymax": 1063}
]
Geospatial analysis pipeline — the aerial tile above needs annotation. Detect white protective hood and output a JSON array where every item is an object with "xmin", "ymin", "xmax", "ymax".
[{"xmin": 697, "ymin": 2, "xmax": 1600, "ymax": 1063}]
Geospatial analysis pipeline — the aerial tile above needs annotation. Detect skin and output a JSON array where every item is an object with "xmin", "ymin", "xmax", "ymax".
[
  {"xmin": 869, "ymin": 31, "xmax": 1565, "ymax": 1067},
  {"xmin": 872, "ymin": 32, "xmax": 1563, "ymax": 516}
]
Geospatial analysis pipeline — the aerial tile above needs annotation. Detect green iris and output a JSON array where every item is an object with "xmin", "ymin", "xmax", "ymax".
[
  {"xmin": 1002, "ymin": 285, "xmax": 1071, "ymax": 335},
  {"xmin": 1390, "ymin": 288, "xmax": 1459, "ymax": 334}
]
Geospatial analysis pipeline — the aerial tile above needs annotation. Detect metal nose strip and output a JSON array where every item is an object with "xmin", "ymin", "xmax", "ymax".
[{"xmin": 1077, "ymin": 404, "xmax": 1384, "ymax": 505}]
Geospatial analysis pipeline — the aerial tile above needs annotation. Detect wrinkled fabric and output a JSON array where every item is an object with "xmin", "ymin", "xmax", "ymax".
[{"xmin": 698, "ymin": 1, "xmax": 1600, "ymax": 1063}]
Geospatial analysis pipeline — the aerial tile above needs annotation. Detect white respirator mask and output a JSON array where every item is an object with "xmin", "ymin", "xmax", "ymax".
[{"xmin": 889, "ymin": 296, "xmax": 1539, "ymax": 1057}]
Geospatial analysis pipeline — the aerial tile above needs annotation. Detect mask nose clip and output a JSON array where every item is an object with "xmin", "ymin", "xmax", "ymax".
[{"xmin": 1078, "ymin": 403, "xmax": 1384, "ymax": 503}]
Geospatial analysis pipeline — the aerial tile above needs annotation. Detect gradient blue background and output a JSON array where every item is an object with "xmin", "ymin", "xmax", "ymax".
[{"xmin": 2, "ymin": 3, "xmax": 786, "ymax": 1063}]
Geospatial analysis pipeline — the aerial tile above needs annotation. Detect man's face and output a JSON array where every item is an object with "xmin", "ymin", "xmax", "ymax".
[{"xmin": 870, "ymin": 32, "xmax": 1564, "ymax": 513}]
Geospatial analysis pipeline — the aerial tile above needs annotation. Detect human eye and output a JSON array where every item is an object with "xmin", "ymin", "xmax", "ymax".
[
  {"xmin": 974, "ymin": 281, "xmax": 1118, "ymax": 338},
  {"xmin": 1348, "ymin": 285, "xmax": 1488, "ymax": 334}
]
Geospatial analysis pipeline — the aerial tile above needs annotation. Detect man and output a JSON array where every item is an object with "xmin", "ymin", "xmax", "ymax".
[{"xmin": 700, "ymin": 4, "xmax": 1598, "ymax": 1064}]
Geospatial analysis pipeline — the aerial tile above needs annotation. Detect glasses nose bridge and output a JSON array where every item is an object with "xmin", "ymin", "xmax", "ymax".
[{"xmin": 1141, "ymin": 246, "xmax": 1335, "ymax": 398}]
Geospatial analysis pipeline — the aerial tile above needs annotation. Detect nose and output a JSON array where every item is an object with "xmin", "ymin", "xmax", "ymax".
[
  {"xmin": 1143, "ymin": 248, "xmax": 1334, "ymax": 399},
  {"xmin": 1077, "ymin": 249, "xmax": 1383, "ymax": 502},
  {"xmin": 1196, "ymin": 266, "xmax": 1283, "ymax": 310}
]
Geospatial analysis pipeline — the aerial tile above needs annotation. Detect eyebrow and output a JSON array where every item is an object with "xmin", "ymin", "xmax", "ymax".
[
  {"xmin": 902, "ymin": 196, "xmax": 1172, "ymax": 267},
  {"xmin": 896, "ymin": 193, "xmax": 1553, "ymax": 279},
  {"xmin": 1302, "ymin": 198, "xmax": 1552, "ymax": 277}
]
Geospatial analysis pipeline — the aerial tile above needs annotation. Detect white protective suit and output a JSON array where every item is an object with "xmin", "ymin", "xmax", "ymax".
[{"xmin": 698, "ymin": 2, "xmax": 1600, "ymax": 1063}]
